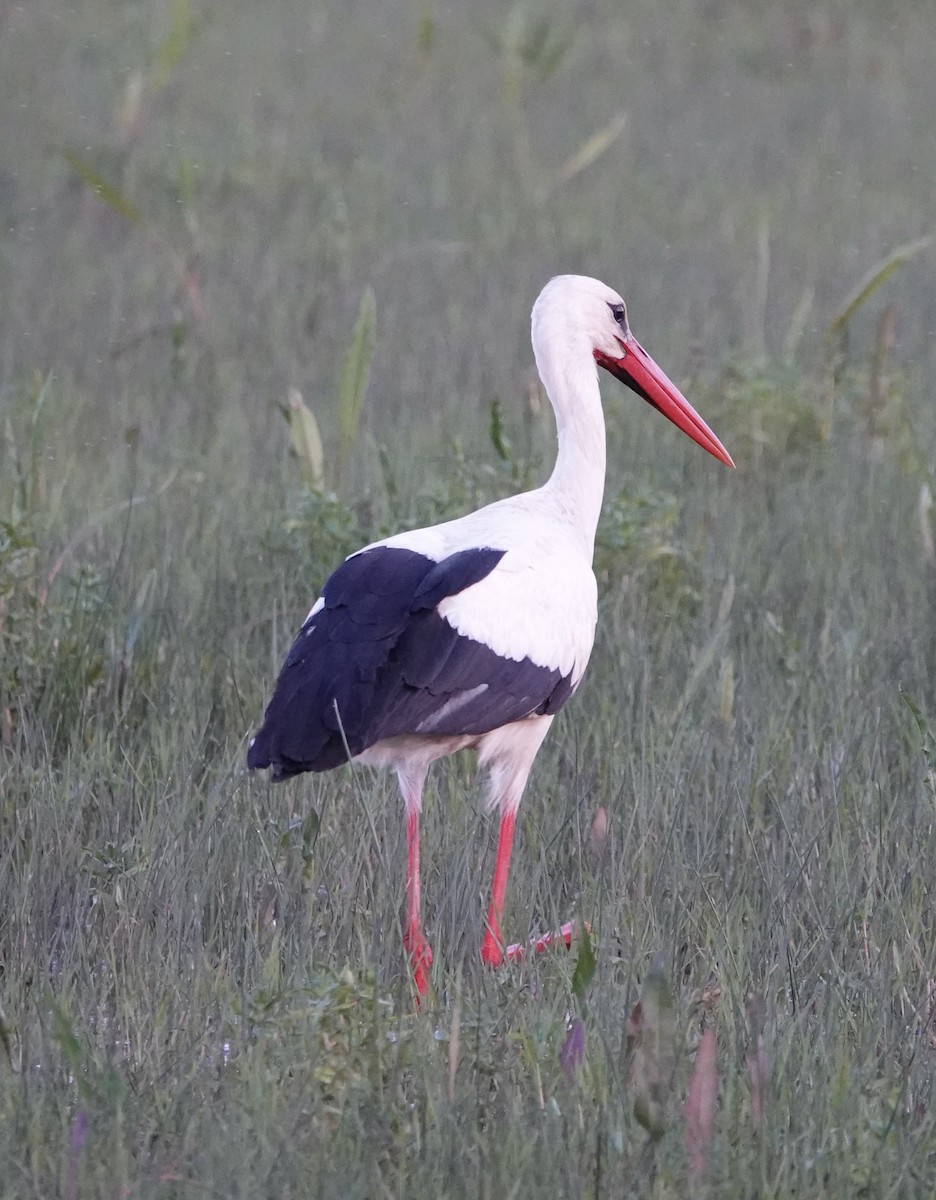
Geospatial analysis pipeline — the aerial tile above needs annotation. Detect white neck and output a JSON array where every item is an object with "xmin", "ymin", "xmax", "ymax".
[{"xmin": 535, "ymin": 338, "xmax": 607, "ymax": 557}]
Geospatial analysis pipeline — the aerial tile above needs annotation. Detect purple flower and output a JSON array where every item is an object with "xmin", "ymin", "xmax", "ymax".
[
  {"xmin": 560, "ymin": 1018, "xmax": 586, "ymax": 1081},
  {"xmin": 66, "ymin": 1109, "xmax": 89, "ymax": 1200}
]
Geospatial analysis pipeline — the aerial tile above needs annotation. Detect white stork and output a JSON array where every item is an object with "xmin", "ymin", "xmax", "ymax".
[{"xmin": 248, "ymin": 274, "xmax": 733, "ymax": 997}]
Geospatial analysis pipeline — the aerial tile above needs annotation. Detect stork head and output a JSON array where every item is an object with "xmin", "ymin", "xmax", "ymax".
[{"xmin": 532, "ymin": 274, "xmax": 734, "ymax": 468}]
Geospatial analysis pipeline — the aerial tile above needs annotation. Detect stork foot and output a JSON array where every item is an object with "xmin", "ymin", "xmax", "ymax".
[{"xmin": 482, "ymin": 920, "xmax": 585, "ymax": 968}]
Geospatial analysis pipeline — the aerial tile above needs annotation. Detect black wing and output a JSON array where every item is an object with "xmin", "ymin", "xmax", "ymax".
[{"xmin": 247, "ymin": 545, "xmax": 575, "ymax": 780}]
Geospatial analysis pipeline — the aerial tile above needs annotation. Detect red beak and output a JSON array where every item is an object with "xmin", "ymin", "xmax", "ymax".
[{"xmin": 595, "ymin": 338, "xmax": 734, "ymax": 468}]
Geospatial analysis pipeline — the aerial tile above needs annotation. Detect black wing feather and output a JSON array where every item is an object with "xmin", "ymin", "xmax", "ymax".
[{"xmin": 247, "ymin": 545, "xmax": 576, "ymax": 780}]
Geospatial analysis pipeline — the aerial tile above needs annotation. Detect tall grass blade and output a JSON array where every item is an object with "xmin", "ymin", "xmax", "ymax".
[
  {"xmin": 900, "ymin": 690, "xmax": 935, "ymax": 772},
  {"xmin": 828, "ymin": 235, "xmax": 933, "ymax": 341},
  {"xmin": 919, "ymin": 485, "xmax": 934, "ymax": 568},
  {"xmin": 551, "ymin": 111, "xmax": 628, "ymax": 193},
  {"xmin": 717, "ymin": 655, "xmax": 735, "ymax": 726},
  {"xmin": 0, "ymin": 1002, "xmax": 15, "ymax": 1069},
  {"xmin": 783, "ymin": 285, "xmax": 815, "ymax": 359},
  {"xmin": 674, "ymin": 573, "xmax": 734, "ymax": 724},
  {"xmin": 866, "ymin": 303, "xmax": 898, "ymax": 446},
  {"xmin": 154, "ymin": 0, "xmax": 193, "ymax": 90},
  {"xmin": 673, "ymin": 622, "xmax": 729, "ymax": 725},
  {"xmin": 61, "ymin": 151, "xmax": 145, "ymax": 227},
  {"xmin": 489, "ymin": 398, "xmax": 511, "ymax": 463},
  {"xmin": 26, "ymin": 371, "xmax": 54, "ymax": 518},
  {"xmin": 337, "ymin": 287, "xmax": 376, "ymax": 491},
  {"xmin": 447, "ymin": 966, "xmax": 462, "ymax": 1101}
]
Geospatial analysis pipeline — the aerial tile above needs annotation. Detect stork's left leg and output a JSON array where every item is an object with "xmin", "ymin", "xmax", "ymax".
[{"xmin": 398, "ymin": 767, "xmax": 432, "ymax": 998}]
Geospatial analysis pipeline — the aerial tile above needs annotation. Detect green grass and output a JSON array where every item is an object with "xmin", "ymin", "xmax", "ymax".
[{"xmin": 2, "ymin": 1, "xmax": 936, "ymax": 1196}]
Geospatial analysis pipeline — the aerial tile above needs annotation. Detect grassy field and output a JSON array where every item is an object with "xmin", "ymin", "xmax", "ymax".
[{"xmin": 2, "ymin": 0, "xmax": 936, "ymax": 1195}]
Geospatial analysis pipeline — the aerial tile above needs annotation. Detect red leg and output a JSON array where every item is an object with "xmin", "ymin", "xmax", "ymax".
[
  {"xmin": 403, "ymin": 806, "xmax": 432, "ymax": 997},
  {"xmin": 480, "ymin": 805, "xmax": 586, "ymax": 966},
  {"xmin": 480, "ymin": 808, "xmax": 517, "ymax": 967},
  {"xmin": 478, "ymin": 721, "xmax": 585, "ymax": 971}
]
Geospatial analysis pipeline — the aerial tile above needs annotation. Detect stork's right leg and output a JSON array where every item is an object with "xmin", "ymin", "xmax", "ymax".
[
  {"xmin": 480, "ymin": 813, "xmax": 578, "ymax": 964},
  {"xmin": 478, "ymin": 717, "xmax": 555, "ymax": 968},
  {"xmin": 477, "ymin": 717, "xmax": 586, "ymax": 967},
  {"xmin": 480, "ymin": 806, "xmax": 517, "ymax": 967},
  {"xmin": 398, "ymin": 767, "xmax": 432, "ymax": 998}
]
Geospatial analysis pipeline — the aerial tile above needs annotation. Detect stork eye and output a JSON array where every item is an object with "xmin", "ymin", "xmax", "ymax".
[{"xmin": 608, "ymin": 302, "xmax": 627, "ymax": 329}]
